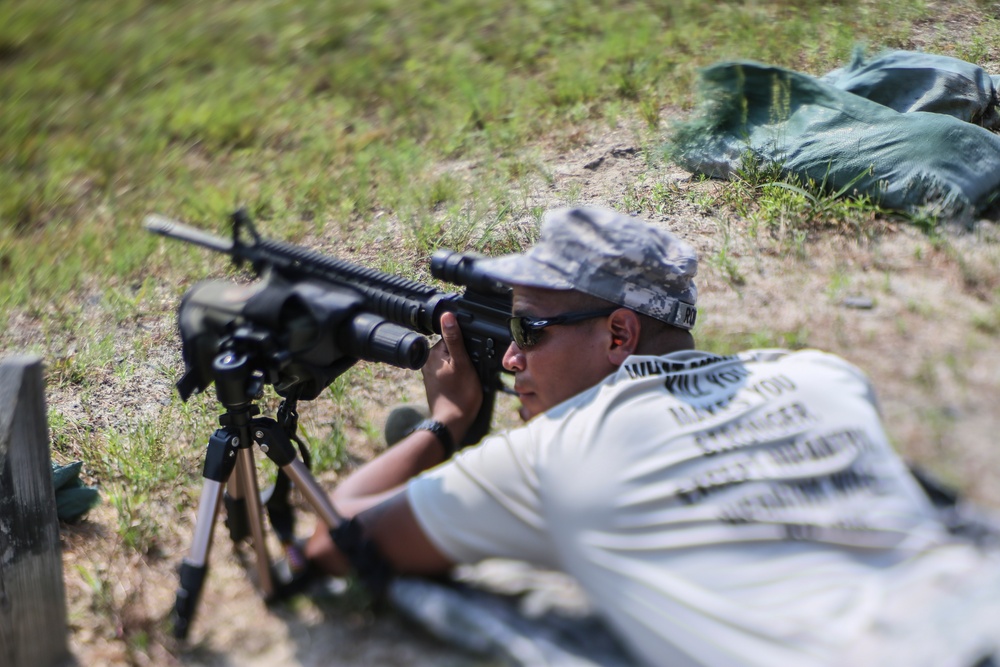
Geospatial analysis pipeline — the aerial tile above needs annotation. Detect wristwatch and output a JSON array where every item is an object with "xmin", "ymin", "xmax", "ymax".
[{"xmin": 408, "ymin": 418, "xmax": 455, "ymax": 456}]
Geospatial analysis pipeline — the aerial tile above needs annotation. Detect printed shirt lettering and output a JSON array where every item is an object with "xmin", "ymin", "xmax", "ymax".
[{"xmin": 609, "ymin": 352, "xmax": 928, "ymax": 550}]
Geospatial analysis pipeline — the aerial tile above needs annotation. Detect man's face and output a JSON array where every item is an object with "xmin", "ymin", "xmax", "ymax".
[{"xmin": 502, "ymin": 286, "xmax": 619, "ymax": 421}]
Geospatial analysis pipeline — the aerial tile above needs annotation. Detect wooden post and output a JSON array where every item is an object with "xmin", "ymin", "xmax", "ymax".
[{"xmin": 0, "ymin": 355, "xmax": 71, "ymax": 667}]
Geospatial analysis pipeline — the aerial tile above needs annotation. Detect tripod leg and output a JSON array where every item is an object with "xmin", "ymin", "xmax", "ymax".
[
  {"xmin": 223, "ymin": 476, "xmax": 250, "ymax": 542},
  {"xmin": 280, "ymin": 458, "xmax": 391, "ymax": 596},
  {"xmin": 280, "ymin": 458, "xmax": 342, "ymax": 529},
  {"xmin": 233, "ymin": 446, "xmax": 276, "ymax": 599},
  {"xmin": 249, "ymin": 418, "xmax": 343, "ymax": 530},
  {"xmin": 174, "ymin": 479, "xmax": 223, "ymax": 640},
  {"xmin": 173, "ymin": 429, "xmax": 238, "ymax": 640},
  {"xmin": 250, "ymin": 420, "xmax": 353, "ymax": 596}
]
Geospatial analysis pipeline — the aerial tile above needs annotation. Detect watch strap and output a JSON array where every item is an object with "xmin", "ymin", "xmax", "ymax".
[{"xmin": 409, "ymin": 418, "xmax": 455, "ymax": 456}]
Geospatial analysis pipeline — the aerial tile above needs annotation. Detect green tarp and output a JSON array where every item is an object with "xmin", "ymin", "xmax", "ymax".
[
  {"xmin": 672, "ymin": 50, "xmax": 1000, "ymax": 222},
  {"xmin": 52, "ymin": 460, "xmax": 99, "ymax": 522}
]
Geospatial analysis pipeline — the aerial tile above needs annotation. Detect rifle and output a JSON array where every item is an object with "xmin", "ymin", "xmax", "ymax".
[
  {"xmin": 145, "ymin": 208, "xmax": 513, "ymax": 638},
  {"xmin": 145, "ymin": 208, "xmax": 513, "ymax": 445}
]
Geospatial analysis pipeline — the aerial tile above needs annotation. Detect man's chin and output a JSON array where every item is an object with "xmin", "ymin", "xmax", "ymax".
[{"xmin": 517, "ymin": 395, "xmax": 540, "ymax": 421}]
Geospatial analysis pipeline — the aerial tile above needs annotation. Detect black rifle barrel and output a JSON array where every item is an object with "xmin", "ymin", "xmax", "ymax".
[
  {"xmin": 145, "ymin": 215, "xmax": 446, "ymax": 334},
  {"xmin": 146, "ymin": 214, "xmax": 234, "ymax": 253}
]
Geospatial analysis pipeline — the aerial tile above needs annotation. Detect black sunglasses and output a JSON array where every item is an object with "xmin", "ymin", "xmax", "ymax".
[{"xmin": 507, "ymin": 308, "xmax": 619, "ymax": 349}]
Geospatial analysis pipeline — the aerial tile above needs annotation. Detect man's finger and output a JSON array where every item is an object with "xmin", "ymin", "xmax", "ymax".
[{"xmin": 439, "ymin": 312, "xmax": 468, "ymax": 359}]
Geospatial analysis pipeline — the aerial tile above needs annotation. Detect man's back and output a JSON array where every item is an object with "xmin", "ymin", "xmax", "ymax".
[{"xmin": 410, "ymin": 348, "xmax": 999, "ymax": 666}]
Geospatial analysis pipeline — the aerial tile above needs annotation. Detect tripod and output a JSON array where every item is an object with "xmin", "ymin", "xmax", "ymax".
[{"xmin": 171, "ymin": 350, "xmax": 346, "ymax": 640}]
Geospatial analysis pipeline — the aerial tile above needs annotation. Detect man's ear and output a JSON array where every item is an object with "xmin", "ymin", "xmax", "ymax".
[{"xmin": 607, "ymin": 309, "xmax": 640, "ymax": 365}]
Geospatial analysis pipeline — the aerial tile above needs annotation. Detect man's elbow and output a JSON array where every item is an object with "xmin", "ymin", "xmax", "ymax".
[
  {"xmin": 364, "ymin": 493, "xmax": 456, "ymax": 577},
  {"xmin": 305, "ymin": 491, "xmax": 456, "ymax": 579}
]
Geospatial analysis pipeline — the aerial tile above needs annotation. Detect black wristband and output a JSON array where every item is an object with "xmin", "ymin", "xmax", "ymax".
[
  {"xmin": 330, "ymin": 518, "xmax": 392, "ymax": 598},
  {"xmin": 409, "ymin": 418, "xmax": 455, "ymax": 456}
]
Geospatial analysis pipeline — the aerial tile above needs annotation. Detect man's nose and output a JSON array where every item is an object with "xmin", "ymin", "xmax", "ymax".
[{"xmin": 502, "ymin": 341, "xmax": 525, "ymax": 372}]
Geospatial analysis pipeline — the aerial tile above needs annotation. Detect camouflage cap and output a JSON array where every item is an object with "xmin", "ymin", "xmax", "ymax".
[{"xmin": 477, "ymin": 207, "xmax": 698, "ymax": 329}]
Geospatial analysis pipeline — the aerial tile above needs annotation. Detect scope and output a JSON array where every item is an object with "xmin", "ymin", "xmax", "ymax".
[{"xmin": 430, "ymin": 250, "xmax": 510, "ymax": 297}]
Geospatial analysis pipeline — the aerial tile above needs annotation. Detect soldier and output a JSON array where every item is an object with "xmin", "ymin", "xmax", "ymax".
[{"xmin": 307, "ymin": 206, "xmax": 1000, "ymax": 666}]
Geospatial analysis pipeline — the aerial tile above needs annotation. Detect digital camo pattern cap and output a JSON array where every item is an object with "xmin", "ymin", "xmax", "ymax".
[{"xmin": 478, "ymin": 207, "xmax": 699, "ymax": 329}]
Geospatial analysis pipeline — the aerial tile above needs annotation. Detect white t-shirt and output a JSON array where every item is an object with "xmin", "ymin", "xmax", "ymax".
[{"xmin": 408, "ymin": 349, "xmax": 1000, "ymax": 666}]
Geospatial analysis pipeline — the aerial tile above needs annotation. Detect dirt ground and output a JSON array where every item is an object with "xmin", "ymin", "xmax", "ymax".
[{"xmin": 19, "ymin": 85, "xmax": 1000, "ymax": 664}]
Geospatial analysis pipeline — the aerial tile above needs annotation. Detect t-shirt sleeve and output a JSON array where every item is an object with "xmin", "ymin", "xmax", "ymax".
[{"xmin": 406, "ymin": 425, "xmax": 559, "ymax": 568}]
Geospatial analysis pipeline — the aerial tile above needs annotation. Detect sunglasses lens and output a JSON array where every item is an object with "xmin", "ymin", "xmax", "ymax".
[{"xmin": 509, "ymin": 317, "xmax": 539, "ymax": 348}]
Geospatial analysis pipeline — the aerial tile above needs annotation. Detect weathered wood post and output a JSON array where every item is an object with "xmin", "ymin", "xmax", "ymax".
[{"xmin": 0, "ymin": 355, "xmax": 71, "ymax": 667}]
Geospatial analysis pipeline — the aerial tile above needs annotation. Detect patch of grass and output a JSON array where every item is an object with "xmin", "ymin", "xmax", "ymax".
[
  {"xmin": 301, "ymin": 421, "xmax": 350, "ymax": 474},
  {"xmin": 971, "ymin": 303, "xmax": 1000, "ymax": 334},
  {"xmin": 719, "ymin": 153, "xmax": 891, "ymax": 252},
  {"xmin": 49, "ymin": 412, "xmax": 98, "ymax": 463},
  {"xmin": 99, "ymin": 416, "xmax": 189, "ymax": 553},
  {"xmin": 697, "ymin": 325, "xmax": 811, "ymax": 356},
  {"xmin": 825, "ymin": 268, "xmax": 851, "ymax": 302},
  {"xmin": 708, "ymin": 222, "xmax": 746, "ymax": 289},
  {"xmin": 0, "ymin": 0, "xmax": 931, "ymax": 312},
  {"xmin": 76, "ymin": 564, "xmax": 118, "ymax": 629},
  {"xmin": 48, "ymin": 333, "xmax": 117, "ymax": 389}
]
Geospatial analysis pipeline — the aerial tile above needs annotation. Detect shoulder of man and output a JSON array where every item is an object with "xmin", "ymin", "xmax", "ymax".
[
  {"xmin": 737, "ymin": 348, "xmax": 878, "ymax": 402},
  {"xmin": 739, "ymin": 347, "xmax": 864, "ymax": 371}
]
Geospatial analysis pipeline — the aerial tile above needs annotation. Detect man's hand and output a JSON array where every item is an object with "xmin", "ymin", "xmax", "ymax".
[
  {"xmin": 422, "ymin": 311, "xmax": 483, "ymax": 444},
  {"xmin": 321, "ymin": 312, "xmax": 481, "ymax": 533},
  {"xmin": 307, "ymin": 316, "xmax": 477, "ymax": 580}
]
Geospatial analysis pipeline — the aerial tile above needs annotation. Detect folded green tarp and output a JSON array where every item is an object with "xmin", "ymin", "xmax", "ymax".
[
  {"xmin": 822, "ymin": 50, "xmax": 1000, "ymax": 126},
  {"xmin": 672, "ymin": 50, "xmax": 1000, "ymax": 222}
]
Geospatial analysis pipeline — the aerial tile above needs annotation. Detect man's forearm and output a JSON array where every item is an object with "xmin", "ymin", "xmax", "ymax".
[
  {"xmin": 306, "ymin": 486, "xmax": 455, "ymax": 577},
  {"xmin": 331, "ymin": 428, "xmax": 451, "ymax": 518},
  {"xmin": 306, "ymin": 432, "xmax": 456, "ymax": 577}
]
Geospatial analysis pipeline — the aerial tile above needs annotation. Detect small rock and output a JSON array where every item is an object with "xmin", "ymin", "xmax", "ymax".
[
  {"xmin": 842, "ymin": 296, "xmax": 874, "ymax": 309},
  {"xmin": 610, "ymin": 146, "xmax": 638, "ymax": 158}
]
